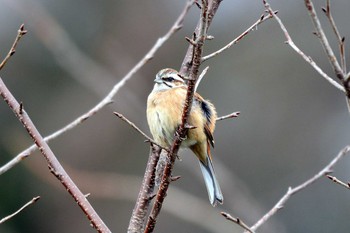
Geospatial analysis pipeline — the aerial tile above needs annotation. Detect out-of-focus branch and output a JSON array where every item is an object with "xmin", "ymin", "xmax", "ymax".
[
  {"xmin": 0, "ymin": 0, "xmax": 193, "ymax": 176},
  {"xmin": 304, "ymin": 0, "xmax": 344, "ymax": 81},
  {"xmin": 0, "ymin": 24, "xmax": 27, "ymax": 70},
  {"xmin": 322, "ymin": 0, "xmax": 346, "ymax": 73},
  {"xmin": 0, "ymin": 78, "xmax": 111, "ymax": 233},
  {"xmin": 262, "ymin": 0, "xmax": 345, "ymax": 93},
  {"xmin": 223, "ymin": 145, "xmax": 350, "ymax": 231},
  {"xmin": 0, "ymin": 196, "xmax": 40, "ymax": 224},
  {"xmin": 249, "ymin": 145, "xmax": 350, "ymax": 231},
  {"xmin": 201, "ymin": 12, "xmax": 275, "ymax": 62}
]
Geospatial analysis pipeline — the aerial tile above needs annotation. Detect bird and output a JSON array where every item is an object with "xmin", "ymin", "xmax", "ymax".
[{"xmin": 146, "ymin": 68, "xmax": 223, "ymax": 206}]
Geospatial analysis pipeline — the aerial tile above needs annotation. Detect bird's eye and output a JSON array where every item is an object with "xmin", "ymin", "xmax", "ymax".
[{"xmin": 163, "ymin": 77, "xmax": 175, "ymax": 82}]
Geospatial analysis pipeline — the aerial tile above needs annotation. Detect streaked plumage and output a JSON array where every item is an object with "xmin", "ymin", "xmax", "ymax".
[{"xmin": 147, "ymin": 68, "xmax": 223, "ymax": 206}]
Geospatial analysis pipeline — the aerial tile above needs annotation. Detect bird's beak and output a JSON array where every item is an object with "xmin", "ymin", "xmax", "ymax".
[{"xmin": 154, "ymin": 78, "xmax": 163, "ymax": 84}]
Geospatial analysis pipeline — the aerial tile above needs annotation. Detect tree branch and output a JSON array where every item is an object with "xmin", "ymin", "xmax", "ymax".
[
  {"xmin": 322, "ymin": 0, "xmax": 346, "ymax": 73},
  {"xmin": 326, "ymin": 175, "xmax": 350, "ymax": 190},
  {"xmin": 262, "ymin": 0, "xmax": 345, "ymax": 93},
  {"xmin": 144, "ymin": 1, "xmax": 223, "ymax": 232},
  {"xmin": 217, "ymin": 111, "xmax": 240, "ymax": 121},
  {"xmin": 249, "ymin": 145, "xmax": 350, "ymax": 231},
  {"xmin": 304, "ymin": 0, "xmax": 344, "ymax": 81},
  {"xmin": 113, "ymin": 112, "xmax": 169, "ymax": 152},
  {"xmin": 0, "ymin": 24, "xmax": 27, "ymax": 71},
  {"xmin": 128, "ymin": 145, "xmax": 162, "ymax": 233},
  {"xmin": 0, "ymin": 77, "xmax": 111, "ymax": 232},
  {"xmin": 221, "ymin": 212, "xmax": 255, "ymax": 233},
  {"xmin": 0, "ymin": 196, "xmax": 40, "ymax": 224},
  {"xmin": 0, "ymin": 0, "xmax": 193, "ymax": 176},
  {"xmin": 201, "ymin": 12, "xmax": 275, "ymax": 62}
]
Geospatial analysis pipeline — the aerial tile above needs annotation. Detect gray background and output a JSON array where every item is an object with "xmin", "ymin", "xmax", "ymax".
[{"xmin": 0, "ymin": 0, "xmax": 349, "ymax": 232}]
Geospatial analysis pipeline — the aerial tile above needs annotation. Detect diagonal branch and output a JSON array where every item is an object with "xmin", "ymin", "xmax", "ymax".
[
  {"xmin": 304, "ymin": 0, "xmax": 344, "ymax": 81},
  {"xmin": 0, "ymin": 0, "xmax": 193, "ymax": 176},
  {"xmin": 221, "ymin": 212, "xmax": 255, "ymax": 233},
  {"xmin": 113, "ymin": 112, "xmax": 169, "ymax": 152},
  {"xmin": 202, "ymin": 12, "xmax": 275, "ymax": 62},
  {"xmin": 322, "ymin": 0, "xmax": 346, "ymax": 73},
  {"xmin": 250, "ymin": 145, "xmax": 350, "ymax": 231},
  {"xmin": 326, "ymin": 175, "xmax": 350, "ymax": 190},
  {"xmin": 0, "ymin": 196, "xmax": 40, "ymax": 224},
  {"xmin": 262, "ymin": 0, "xmax": 345, "ymax": 93},
  {"xmin": 0, "ymin": 77, "xmax": 111, "ymax": 232},
  {"xmin": 0, "ymin": 24, "xmax": 27, "ymax": 70}
]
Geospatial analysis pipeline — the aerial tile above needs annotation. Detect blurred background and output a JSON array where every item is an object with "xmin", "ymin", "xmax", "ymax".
[{"xmin": 0, "ymin": 0, "xmax": 350, "ymax": 232}]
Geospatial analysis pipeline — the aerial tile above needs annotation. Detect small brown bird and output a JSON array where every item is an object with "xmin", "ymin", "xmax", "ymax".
[{"xmin": 147, "ymin": 68, "xmax": 223, "ymax": 206}]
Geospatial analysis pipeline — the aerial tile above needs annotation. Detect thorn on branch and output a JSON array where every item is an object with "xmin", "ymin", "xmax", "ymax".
[
  {"xmin": 185, "ymin": 36, "xmax": 196, "ymax": 46},
  {"xmin": 10, "ymin": 49, "xmax": 16, "ymax": 56},
  {"xmin": 171, "ymin": 176, "xmax": 181, "ymax": 182},
  {"xmin": 312, "ymin": 31, "xmax": 320, "ymax": 37},
  {"xmin": 147, "ymin": 193, "xmax": 157, "ymax": 201},
  {"xmin": 194, "ymin": 0, "xmax": 201, "ymax": 9}
]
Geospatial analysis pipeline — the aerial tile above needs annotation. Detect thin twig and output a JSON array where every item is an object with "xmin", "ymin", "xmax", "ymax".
[
  {"xmin": 221, "ymin": 212, "xmax": 255, "ymax": 233},
  {"xmin": 194, "ymin": 66, "xmax": 209, "ymax": 92},
  {"xmin": 326, "ymin": 174, "xmax": 350, "ymax": 190},
  {"xmin": 202, "ymin": 12, "xmax": 275, "ymax": 62},
  {"xmin": 0, "ymin": 77, "xmax": 111, "ymax": 233},
  {"xmin": 322, "ymin": 0, "xmax": 346, "ymax": 73},
  {"xmin": 0, "ymin": 24, "xmax": 27, "ymax": 70},
  {"xmin": 0, "ymin": 196, "xmax": 40, "ymax": 224},
  {"xmin": 304, "ymin": 0, "xmax": 344, "ymax": 81},
  {"xmin": 113, "ymin": 112, "xmax": 169, "ymax": 152},
  {"xmin": 0, "ymin": 0, "xmax": 193, "ymax": 175},
  {"xmin": 262, "ymin": 0, "xmax": 345, "ymax": 93},
  {"xmin": 217, "ymin": 111, "xmax": 240, "ymax": 121},
  {"xmin": 250, "ymin": 145, "xmax": 350, "ymax": 231}
]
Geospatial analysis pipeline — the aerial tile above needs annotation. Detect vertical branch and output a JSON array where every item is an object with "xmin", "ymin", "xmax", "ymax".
[
  {"xmin": 144, "ymin": 1, "xmax": 223, "ymax": 233},
  {"xmin": 127, "ymin": 145, "xmax": 161, "ymax": 233},
  {"xmin": 179, "ymin": 0, "xmax": 222, "ymax": 76}
]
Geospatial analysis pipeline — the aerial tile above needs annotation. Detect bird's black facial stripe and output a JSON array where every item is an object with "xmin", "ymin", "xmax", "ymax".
[{"xmin": 163, "ymin": 81, "xmax": 172, "ymax": 88}]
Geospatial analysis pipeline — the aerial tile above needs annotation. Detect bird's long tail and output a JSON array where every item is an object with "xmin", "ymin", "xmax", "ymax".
[{"xmin": 199, "ymin": 157, "xmax": 223, "ymax": 206}]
